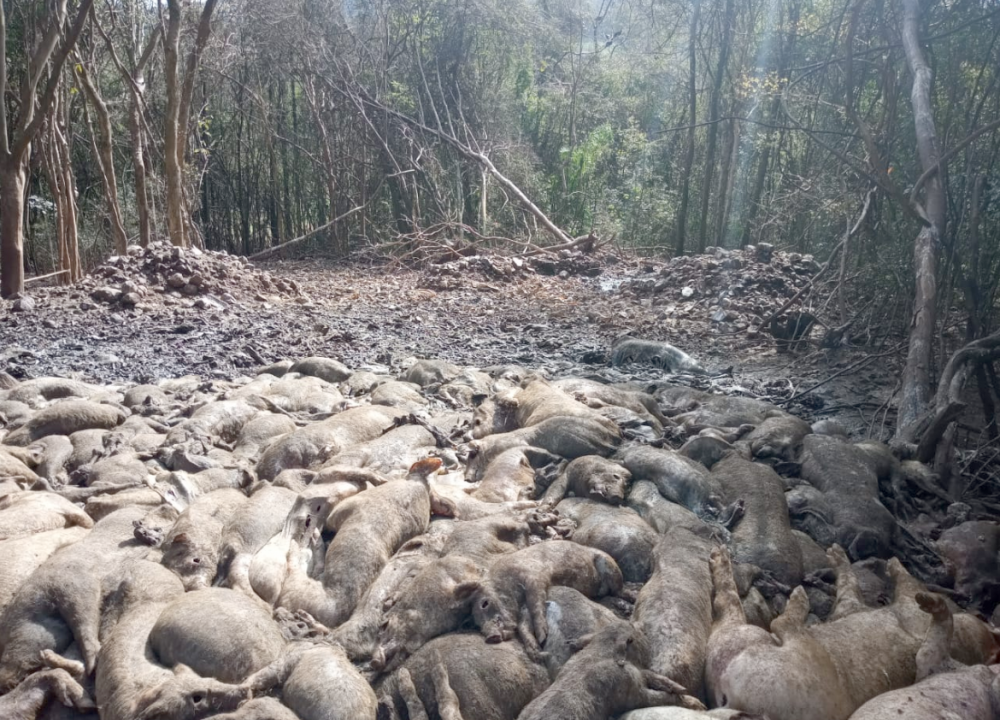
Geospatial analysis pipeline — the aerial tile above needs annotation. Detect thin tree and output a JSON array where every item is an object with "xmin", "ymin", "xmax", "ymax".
[
  {"xmin": 95, "ymin": 11, "xmax": 161, "ymax": 248},
  {"xmin": 697, "ymin": 0, "xmax": 734, "ymax": 253},
  {"xmin": 674, "ymin": 0, "xmax": 701, "ymax": 256},
  {"xmin": 75, "ymin": 54, "xmax": 129, "ymax": 254},
  {"xmin": 896, "ymin": 0, "xmax": 948, "ymax": 433}
]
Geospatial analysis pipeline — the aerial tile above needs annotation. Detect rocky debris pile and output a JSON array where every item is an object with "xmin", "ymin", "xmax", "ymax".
[
  {"xmin": 72, "ymin": 242, "xmax": 304, "ymax": 309},
  {"xmin": 0, "ymin": 355, "xmax": 995, "ymax": 720},
  {"xmin": 422, "ymin": 247, "xmax": 611, "ymax": 289},
  {"xmin": 618, "ymin": 244, "xmax": 822, "ymax": 332}
]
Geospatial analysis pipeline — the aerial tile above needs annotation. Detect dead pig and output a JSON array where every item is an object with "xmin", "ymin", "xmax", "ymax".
[
  {"xmin": 3, "ymin": 400, "xmax": 126, "ymax": 446},
  {"xmin": 95, "ymin": 560, "xmax": 248, "ymax": 720},
  {"xmin": 704, "ymin": 547, "xmax": 854, "ymax": 720},
  {"xmin": 379, "ymin": 633, "xmax": 549, "ymax": 720},
  {"xmin": 0, "ymin": 491, "xmax": 93, "ymax": 540},
  {"xmin": 276, "ymin": 461, "xmax": 433, "ymax": 627},
  {"xmin": 517, "ymin": 623, "xmax": 705, "ymax": 720},
  {"xmin": 542, "ymin": 585, "xmax": 626, "ymax": 676},
  {"xmin": 621, "ymin": 445, "xmax": 723, "ymax": 518},
  {"xmin": 793, "ymin": 435, "xmax": 897, "ymax": 560},
  {"xmin": 0, "ymin": 526, "xmax": 90, "ymax": 614},
  {"xmin": 372, "ymin": 515, "xmax": 530, "ymax": 670},
  {"xmin": 541, "ymin": 455, "xmax": 632, "ymax": 506},
  {"xmin": 242, "ymin": 643, "xmax": 378, "ymax": 720},
  {"xmin": 611, "ymin": 338, "xmax": 709, "ymax": 375},
  {"xmin": 257, "ymin": 405, "xmax": 406, "ymax": 481},
  {"xmin": 471, "ymin": 540, "xmax": 623, "ymax": 647},
  {"xmin": 0, "ymin": 505, "xmax": 150, "ymax": 687},
  {"xmin": 710, "ymin": 456, "xmax": 803, "ymax": 588},
  {"xmin": 160, "ymin": 487, "xmax": 248, "ymax": 590},
  {"xmin": 847, "ymin": 593, "xmax": 1000, "ymax": 720},
  {"xmin": 217, "ymin": 484, "xmax": 298, "ymax": 596},
  {"xmin": 0, "ymin": 667, "xmax": 93, "ymax": 719},
  {"xmin": 936, "ymin": 520, "xmax": 1000, "ymax": 615},
  {"xmin": 633, "ymin": 526, "xmax": 714, "ymax": 701},
  {"xmin": 552, "ymin": 377, "xmax": 671, "ymax": 433},
  {"xmin": 332, "ymin": 531, "xmax": 449, "ymax": 662},
  {"xmin": 626, "ymin": 480, "xmax": 707, "ymax": 536},
  {"xmin": 466, "ymin": 416, "xmax": 621, "ymax": 483},
  {"xmin": 149, "ymin": 588, "xmax": 286, "ymax": 683},
  {"xmin": 555, "ymin": 498, "xmax": 657, "ymax": 583},
  {"xmin": 471, "ymin": 447, "xmax": 549, "ymax": 504}
]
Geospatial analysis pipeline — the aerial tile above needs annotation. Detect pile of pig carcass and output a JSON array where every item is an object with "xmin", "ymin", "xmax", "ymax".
[{"xmin": 0, "ymin": 353, "xmax": 997, "ymax": 720}]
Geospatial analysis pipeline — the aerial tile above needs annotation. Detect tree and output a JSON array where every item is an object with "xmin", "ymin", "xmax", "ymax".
[
  {"xmin": 673, "ymin": 0, "xmax": 700, "ymax": 256},
  {"xmin": 896, "ymin": 0, "xmax": 947, "ymax": 434},
  {"xmin": 0, "ymin": 0, "xmax": 95, "ymax": 297},
  {"xmin": 163, "ymin": 0, "xmax": 220, "ymax": 248}
]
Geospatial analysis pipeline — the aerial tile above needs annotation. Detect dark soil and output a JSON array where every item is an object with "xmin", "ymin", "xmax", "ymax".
[{"xmin": 2, "ymin": 244, "xmax": 903, "ymax": 440}]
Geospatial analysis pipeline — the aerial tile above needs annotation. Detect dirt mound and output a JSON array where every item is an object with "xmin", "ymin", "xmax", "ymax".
[
  {"xmin": 617, "ymin": 244, "xmax": 821, "ymax": 331},
  {"xmin": 420, "ymin": 247, "xmax": 613, "ymax": 289},
  {"xmin": 75, "ymin": 242, "xmax": 303, "ymax": 309}
]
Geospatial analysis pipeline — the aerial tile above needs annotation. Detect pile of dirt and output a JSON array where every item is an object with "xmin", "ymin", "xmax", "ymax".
[
  {"xmin": 421, "ymin": 247, "xmax": 612, "ymax": 289},
  {"xmin": 69, "ymin": 242, "xmax": 304, "ymax": 309},
  {"xmin": 617, "ymin": 244, "xmax": 821, "ymax": 332}
]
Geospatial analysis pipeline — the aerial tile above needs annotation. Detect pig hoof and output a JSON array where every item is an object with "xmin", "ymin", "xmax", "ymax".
[{"xmin": 680, "ymin": 695, "xmax": 707, "ymax": 711}]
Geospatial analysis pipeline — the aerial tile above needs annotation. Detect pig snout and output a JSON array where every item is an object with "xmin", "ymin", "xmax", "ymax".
[{"xmin": 481, "ymin": 617, "xmax": 514, "ymax": 644}]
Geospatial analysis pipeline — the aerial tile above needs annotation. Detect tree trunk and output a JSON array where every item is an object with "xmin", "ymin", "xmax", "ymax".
[
  {"xmin": 164, "ymin": 0, "xmax": 186, "ymax": 247},
  {"xmin": 674, "ymin": 0, "xmax": 701, "ymax": 256},
  {"xmin": 697, "ymin": 0, "xmax": 734, "ymax": 253},
  {"xmin": 131, "ymin": 102, "xmax": 152, "ymax": 247},
  {"xmin": 76, "ymin": 64, "xmax": 128, "ymax": 254},
  {"xmin": 897, "ymin": 0, "xmax": 948, "ymax": 433},
  {"xmin": 0, "ymin": 161, "xmax": 27, "ymax": 297}
]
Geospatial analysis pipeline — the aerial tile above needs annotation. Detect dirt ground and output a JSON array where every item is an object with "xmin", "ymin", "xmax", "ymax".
[{"xmin": 1, "ymin": 247, "xmax": 904, "ymax": 440}]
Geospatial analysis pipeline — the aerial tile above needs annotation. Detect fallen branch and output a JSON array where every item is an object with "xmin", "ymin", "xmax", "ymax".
[
  {"xmin": 337, "ymin": 79, "xmax": 577, "ymax": 248},
  {"xmin": 25, "ymin": 269, "xmax": 70, "ymax": 284},
  {"xmin": 248, "ymin": 197, "xmax": 374, "ymax": 261},
  {"xmin": 778, "ymin": 343, "xmax": 902, "ymax": 406}
]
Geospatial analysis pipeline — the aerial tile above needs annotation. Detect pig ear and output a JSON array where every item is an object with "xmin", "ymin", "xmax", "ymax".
[
  {"xmin": 172, "ymin": 663, "xmax": 196, "ymax": 678},
  {"xmin": 453, "ymin": 582, "xmax": 480, "ymax": 601},
  {"xmin": 172, "ymin": 533, "xmax": 189, "ymax": 545},
  {"xmin": 568, "ymin": 633, "xmax": 594, "ymax": 652},
  {"xmin": 431, "ymin": 492, "xmax": 458, "ymax": 518},
  {"xmin": 399, "ymin": 538, "xmax": 425, "ymax": 552}
]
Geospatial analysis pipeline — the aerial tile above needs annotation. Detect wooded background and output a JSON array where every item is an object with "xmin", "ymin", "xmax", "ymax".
[{"xmin": 2, "ymin": 0, "xmax": 1000, "ymax": 447}]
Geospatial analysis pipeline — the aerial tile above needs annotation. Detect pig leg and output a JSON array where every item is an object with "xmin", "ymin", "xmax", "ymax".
[
  {"xmin": 640, "ymin": 673, "xmax": 707, "ymax": 712},
  {"xmin": 431, "ymin": 655, "xmax": 465, "ymax": 720},
  {"xmin": 397, "ymin": 668, "xmax": 430, "ymax": 720},
  {"xmin": 915, "ymin": 592, "xmax": 959, "ymax": 680},
  {"xmin": 827, "ymin": 544, "xmax": 866, "ymax": 620},
  {"xmin": 241, "ymin": 646, "xmax": 305, "ymax": 696},
  {"xmin": 710, "ymin": 546, "xmax": 746, "ymax": 626},
  {"xmin": 770, "ymin": 586, "xmax": 810, "ymax": 642},
  {"xmin": 540, "ymin": 474, "xmax": 569, "ymax": 507},
  {"xmin": 0, "ymin": 669, "xmax": 94, "ymax": 719},
  {"xmin": 888, "ymin": 557, "xmax": 924, "ymax": 602},
  {"xmin": 52, "ymin": 578, "xmax": 102, "ymax": 674},
  {"xmin": 524, "ymin": 579, "xmax": 550, "ymax": 646},
  {"xmin": 40, "ymin": 648, "xmax": 86, "ymax": 679},
  {"xmin": 516, "ymin": 605, "xmax": 546, "ymax": 662}
]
